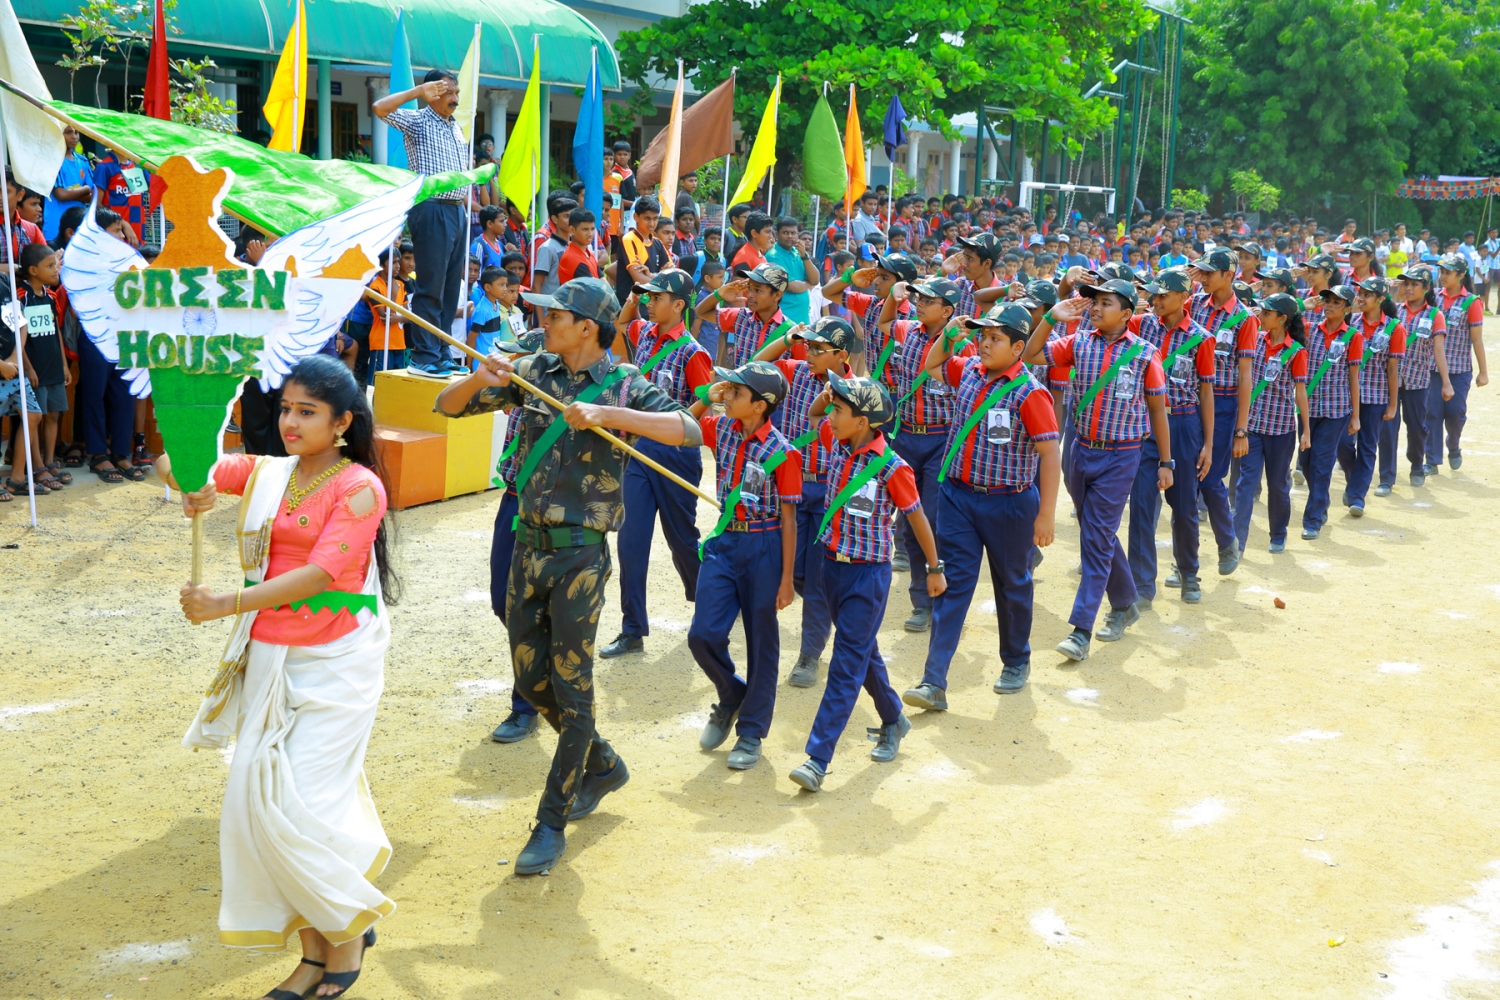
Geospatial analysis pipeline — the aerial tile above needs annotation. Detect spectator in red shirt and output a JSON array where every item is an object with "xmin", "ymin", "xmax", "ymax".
[{"xmin": 555, "ymin": 208, "xmax": 600, "ymax": 285}]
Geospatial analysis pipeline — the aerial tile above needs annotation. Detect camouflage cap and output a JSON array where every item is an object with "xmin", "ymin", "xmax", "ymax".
[
  {"xmin": 1189, "ymin": 247, "xmax": 1237, "ymax": 272},
  {"xmin": 1437, "ymin": 252, "xmax": 1469, "ymax": 273},
  {"xmin": 1346, "ymin": 236, "xmax": 1378, "ymax": 255},
  {"xmin": 1078, "ymin": 277, "xmax": 1139, "ymax": 310},
  {"xmin": 711, "ymin": 359, "xmax": 788, "ymax": 408},
  {"xmin": 634, "ymin": 267, "xmax": 695, "ymax": 299},
  {"xmin": 875, "ymin": 251, "xmax": 920, "ymax": 283},
  {"xmin": 964, "ymin": 301, "xmax": 1033, "ymax": 334},
  {"xmin": 1301, "ymin": 253, "xmax": 1340, "ymax": 272},
  {"xmin": 1021, "ymin": 278, "xmax": 1058, "ymax": 307},
  {"xmin": 1320, "ymin": 284, "xmax": 1356, "ymax": 303},
  {"xmin": 957, "ymin": 231, "xmax": 1002, "ymax": 263},
  {"xmin": 802, "ymin": 315, "xmax": 859, "ymax": 354},
  {"xmin": 1397, "ymin": 264, "xmax": 1434, "ymax": 285},
  {"xmin": 1355, "ymin": 275, "xmax": 1392, "ymax": 297},
  {"xmin": 745, "ymin": 262, "xmax": 790, "ymax": 291},
  {"xmin": 826, "ymin": 371, "xmax": 894, "ymax": 427},
  {"xmin": 1259, "ymin": 292, "xmax": 1301, "ymax": 317},
  {"xmin": 1257, "ymin": 266, "xmax": 1295, "ymax": 287},
  {"xmin": 910, "ymin": 277, "xmax": 963, "ymax": 308},
  {"xmin": 1144, "ymin": 267, "xmax": 1192, "ymax": 295},
  {"xmin": 522, "ymin": 277, "xmax": 621, "ymax": 324}
]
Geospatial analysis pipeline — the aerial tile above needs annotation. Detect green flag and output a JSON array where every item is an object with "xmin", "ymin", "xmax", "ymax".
[
  {"xmin": 51, "ymin": 99, "xmax": 495, "ymax": 239},
  {"xmin": 802, "ymin": 93, "xmax": 846, "ymax": 201}
]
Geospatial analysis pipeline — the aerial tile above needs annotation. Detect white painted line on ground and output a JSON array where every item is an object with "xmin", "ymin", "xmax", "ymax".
[{"xmin": 1382, "ymin": 862, "xmax": 1500, "ymax": 998}]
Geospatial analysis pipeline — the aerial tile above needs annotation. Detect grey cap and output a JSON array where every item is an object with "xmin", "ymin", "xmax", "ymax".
[{"xmin": 521, "ymin": 277, "xmax": 621, "ymax": 324}]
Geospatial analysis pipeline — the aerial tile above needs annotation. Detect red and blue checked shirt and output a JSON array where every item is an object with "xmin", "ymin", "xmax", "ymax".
[
  {"xmin": 940, "ymin": 357, "xmax": 1059, "ymax": 488},
  {"xmin": 771, "ymin": 358, "xmax": 842, "ymax": 482},
  {"xmin": 719, "ymin": 305, "xmax": 793, "ymax": 367},
  {"xmin": 1131, "ymin": 311, "xmax": 1215, "ymax": 412},
  {"xmin": 953, "ymin": 274, "xmax": 1001, "ymax": 319},
  {"xmin": 815, "ymin": 423, "xmax": 922, "ymax": 562},
  {"xmin": 1246, "ymin": 333, "xmax": 1309, "ymax": 436},
  {"xmin": 844, "ymin": 288, "xmax": 912, "ymax": 387},
  {"xmin": 1351, "ymin": 314, "xmax": 1406, "ymax": 406},
  {"xmin": 1188, "ymin": 290, "xmax": 1259, "ymax": 395},
  {"xmin": 93, "ymin": 153, "xmax": 161, "ymax": 244},
  {"xmin": 1043, "ymin": 327, "xmax": 1166, "ymax": 444},
  {"xmin": 625, "ymin": 319, "xmax": 713, "ymax": 409},
  {"xmin": 699, "ymin": 414, "xmax": 803, "ymax": 520},
  {"xmin": 1396, "ymin": 302, "xmax": 1445, "ymax": 390},
  {"xmin": 1306, "ymin": 321, "xmax": 1364, "ymax": 419},
  {"xmin": 1439, "ymin": 289, "xmax": 1482, "ymax": 375},
  {"xmin": 889, "ymin": 320, "xmax": 975, "ymax": 428},
  {"xmin": 1301, "ymin": 300, "xmax": 1326, "ymax": 339}
]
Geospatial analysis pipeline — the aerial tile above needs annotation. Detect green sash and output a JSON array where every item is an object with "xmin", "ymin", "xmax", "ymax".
[
  {"xmin": 815, "ymin": 448, "xmax": 896, "ymax": 543},
  {"xmin": 511, "ymin": 367, "xmax": 630, "ymax": 497},
  {"xmin": 1249, "ymin": 341, "xmax": 1302, "ymax": 405},
  {"xmin": 1162, "ymin": 331, "xmax": 1208, "ymax": 376},
  {"xmin": 871, "ymin": 334, "xmax": 899, "ymax": 381},
  {"xmin": 1073, "ymin": 339, "xmax": 1148, "ymax": 418},
  {"xmin": 1307, "ymin": 326, "xmax": 1355, "ymax": 395},
  {"xmin": 1358, "ymin": 318, "xmax": 1396, "ymax": 369},
  {"xmin": 639, "ymin": 330, "xmax": 695, "ymax": 375},
  {"xmin": 699, "ymin": 448, "xmax": 790, "ymax": 559},
  {"xmin": 937, "ymin": 373, "xmax": 1029, "ymax": 482}
]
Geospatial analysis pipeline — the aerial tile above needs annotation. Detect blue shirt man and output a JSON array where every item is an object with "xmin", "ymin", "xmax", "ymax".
[{"xmin": 45, "ymin": 130, "xmax": 94, "ymax": 243}]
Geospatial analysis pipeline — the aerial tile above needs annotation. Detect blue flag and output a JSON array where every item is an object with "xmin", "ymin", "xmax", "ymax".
[
  {"xmin": 572, "ymin": 47, "xmax": 604, "ymax": 225},
  {"xmin": 882, "ymin": 94, "xmax": 907, "ymax": 161},
  {"xmin": 385, "ymin": 8, "xmax": 415, "ymax": 170}
]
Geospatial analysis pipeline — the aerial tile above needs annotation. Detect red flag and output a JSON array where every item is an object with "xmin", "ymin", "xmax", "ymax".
[{"xmin": 141, "ymin": 0, "xmax": 170, "ymax": 120}]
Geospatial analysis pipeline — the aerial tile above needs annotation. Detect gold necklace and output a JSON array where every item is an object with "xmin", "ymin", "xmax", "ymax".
[{"xmin": 286, "ymin": 457, "xmax": 352, "ymax": 512}]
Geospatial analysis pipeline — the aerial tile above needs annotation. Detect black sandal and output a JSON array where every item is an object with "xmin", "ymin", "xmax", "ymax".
[
  {"xmin": 45, "ymin": 462, "xmax": 72, "ymax": 485},
  {"xmin": 315, "ymin": 928, "xmax": 375, "ymax": 997},
  {"xmin": 4, "ymin": 476, "xmax": 48, "ymax": 496},
  {"xmin": 60, "ymin": 443, "xmax": 86, "ymax": 467},
  {"xmin": 111, "ymin": 455, "xmax": 146, "ymax": 482},
  {"xmin": 262, "ymin": 957, "xmax": 325, "ymax": 1000},
  {"xmin": 89, "ymin": 456, "xmax": 124, "ymax": 484},
  {"xmin": 0, "ymin": 485, "xmax": 12, "ymax": 503}
]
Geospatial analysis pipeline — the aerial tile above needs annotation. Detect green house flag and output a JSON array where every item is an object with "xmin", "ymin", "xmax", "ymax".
[{"xmin": 802, "ymin": 93, "xmax": 846, "ymax": 202}]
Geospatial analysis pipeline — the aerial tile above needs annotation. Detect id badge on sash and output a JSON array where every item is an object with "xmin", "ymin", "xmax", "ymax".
[
  {"xmin": 1214, "ymin": 327, "xmax": 1234, "ymax": 355},
  {"xmin": 1113, "ymin": 366, "xmax": 1137, "ymax": 399},
  {"xmin": 122, "ymin": 166, "xmax": 148, "ymax": 196},
  {"xmin": 1368, "ymin": 330, "xmax": 1390, "ymax": 355},
  {"xmin": 845, "ymin": 478, "xmax": 879, "ymax": 518},
  {"xmin": 1263, "ymin": 357, "xmax": 1283, "ymax": 385},
  {"xmin": 1327, "ymin": 338, "xmax": 1346, "ymax": 365},
  {"xmin": 1169, "ymin": 352, "xmax": 1195, "ymax": 385},
  {"xmin": 986, "ymin": 406, "xmax": 1013, "ymax": 444},
  {"xmin": 23, "ymin": 304, "xmax": 55, "ymax": 338},
  {"xmin": 740, "ymin": 459, "xmax": 767, "ymax": 498},
  {"xmin": 1414, "ymin": 317, "xmax": 1433, "ymax": 340}
]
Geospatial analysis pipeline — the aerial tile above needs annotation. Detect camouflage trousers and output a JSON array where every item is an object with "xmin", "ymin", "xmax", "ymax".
[{"xmin": 507, "ymin": 539, "xmax": 619, "ymax": 829}]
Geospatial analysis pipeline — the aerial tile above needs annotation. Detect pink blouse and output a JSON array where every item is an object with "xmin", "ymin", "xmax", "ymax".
[{"xmin": 213, "ymin": 455, "xmax": 388, "ymax": 647}]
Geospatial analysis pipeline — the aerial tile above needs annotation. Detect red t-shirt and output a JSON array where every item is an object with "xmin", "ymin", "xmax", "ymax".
[{"xmin": 556, "ymin": 242, "xmax": 599, "ymax": 285}]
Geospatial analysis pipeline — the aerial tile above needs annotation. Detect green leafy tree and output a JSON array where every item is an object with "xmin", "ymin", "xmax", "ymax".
[
  {"xmin": 169, "ymin": 57, "xmax": 236, "ymax": 132},
  {"xmin": 1229, "ymin": 168, "xmax": 1279, "ymax": 211},
  {"xmin": 616, "ymin": 0, "xmax": 1151, "ymax": 177},
  {"xmin": 1386, "ymin": 0, "xmax": 1500, "ymax": 179}
]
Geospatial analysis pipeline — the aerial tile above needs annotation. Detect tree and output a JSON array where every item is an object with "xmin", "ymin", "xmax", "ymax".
[
  {"xmin": 616, "ymin": 0, "xmax": 1152, "ymax": 175},
  {"xmin": 1386, "ymin": 0, "xmax": 1500, "ymax": 180},
  {"xmin": 1177, "ymin": 0, "xmax": 1412, "ymax": 208},
  {"xmin": 1229, "ymin": 168, "xmax": 1279, "ymax": 212}
]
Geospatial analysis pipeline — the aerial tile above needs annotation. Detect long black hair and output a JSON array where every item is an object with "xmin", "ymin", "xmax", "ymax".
[
  {"xmin": 1285, "ymin": 311, "xmax": 1307, "ymax": 346},
  {"xmin": 283, "ymin": 355, "xmax": 400, "ymax": 603}
]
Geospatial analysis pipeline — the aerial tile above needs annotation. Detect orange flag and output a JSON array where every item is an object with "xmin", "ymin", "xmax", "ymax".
[{"xmin": 844, "ymin": 84, "xmax": 867, "ymax": 214}]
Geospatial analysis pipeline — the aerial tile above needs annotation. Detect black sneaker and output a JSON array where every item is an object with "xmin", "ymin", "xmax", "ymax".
[
  {"xmin": 599, "ymin": 633, "xmax": 643, "ymax": 658},
  {"xmin": 491, "ymin": 710, "xmax": 540, "ymax": 743},
  {"xmin": 1096, "ymin": 603, "xmax": 1140, "ymax": 642},
  {"xmin": 994, "ymin": 661, "xmax": 1030, "ymax": 694},
  {"xmin": 787, "ymin": 652, "xmax": 820, "ymax": 688},
  {"xmin": 904, "ymin": 607, "xmax": 932, "ymax": 632},
  {"xmin": 901, "ymin": 683, "xmax": 947, "ymax": 712},
  {"xmin": 699, "ymin": 701, "xmax": 739, "ymax": 750},
  {"xmin": 570, "ymin": 758, "xmax": 630, "ymax": 820},
  {"xmin": 1450, "ymin": 452, "xmax": 1463, "ymax": 470}
]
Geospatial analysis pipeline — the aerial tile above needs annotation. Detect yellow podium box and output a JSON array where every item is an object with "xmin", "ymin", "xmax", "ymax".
[{"xmin": 373, "ymin": 369, "xmax": 509, "ymax": 507}]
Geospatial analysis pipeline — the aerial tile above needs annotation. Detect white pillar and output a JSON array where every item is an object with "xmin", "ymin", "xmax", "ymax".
[
  {"xmin": 948, "ymin": 138, "xmax": 962, "ymax": 196},
  {"xmin": 488, "ymin": 89, "xmax": 511, "ymax": 158},
  {"xmin": 906, "ymin": 130, "xmax": 921, "ymax": 192},
  {"xmin": 985, "ymin": 140, "xmax": 998, "ymax": 187},
  {"xmin": 368, "ymin": 78, "xmax": 390, "ymax": 165}
]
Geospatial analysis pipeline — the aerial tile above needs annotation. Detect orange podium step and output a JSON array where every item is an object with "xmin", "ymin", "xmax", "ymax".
[{"xmin": 372, "ymin": 369, "xmax": 508, "ymax": 509}]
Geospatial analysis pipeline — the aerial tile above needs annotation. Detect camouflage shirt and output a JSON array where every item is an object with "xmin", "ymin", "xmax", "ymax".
[{"xmin": 451, "ymin": 351, "xmax": 693, "ymax": 532}]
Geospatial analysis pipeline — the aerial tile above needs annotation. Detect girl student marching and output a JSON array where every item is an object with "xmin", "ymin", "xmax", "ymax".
[
  {"xmin": 1231, "ymin": 293, "xmax": 1311, "ymax": 553},
  {"xmin": 1291, "ymin": 252, "xmax": 1339, "ymax": 486},
  {"xmin": 1389, "ymin": 265, "xmax": 1452, "ymax": 488},
  {"xmin": 1426, "ymin": 254, "xmax": 1489, "ymax": 474},
  {"xmin": 1335, "ymin": 278, "xmax": 1404, "ymax": 513},
  {"xmin": 1300, "ymin": 284, "xmax": 1363, "ymax": 540},
  {"xmin": 165, "ymin": 356, "xmax": 398, "ymax": 1000}
]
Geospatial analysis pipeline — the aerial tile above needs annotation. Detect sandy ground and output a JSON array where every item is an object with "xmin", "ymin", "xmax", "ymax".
[{"xmin": 5, "ymin": 322, "xmax": 1500, "ymax": 1000}]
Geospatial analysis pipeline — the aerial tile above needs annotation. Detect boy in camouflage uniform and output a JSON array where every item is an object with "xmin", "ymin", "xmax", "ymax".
[{"xmin": 435, "ymin": 278, "xmax": 701, "ymax": 875}]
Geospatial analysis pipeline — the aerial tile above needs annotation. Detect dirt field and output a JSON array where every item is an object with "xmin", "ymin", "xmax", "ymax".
[{"xmin": 5, "ymin": 322, "xmax": 1500, "ymax": 999}]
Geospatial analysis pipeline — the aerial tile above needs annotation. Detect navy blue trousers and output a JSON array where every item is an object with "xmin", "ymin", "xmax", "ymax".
[
  {"xmin": 1302, "ymin": 415, "xmax": 1349, "ymax": 530},
  {"xmin": 805, "ymin": 555, "xmax": 901, "ymax": 767},
  {"xmin": 892, "ymin": 428, "xmax": 946, "ymax": 610},
  {"xmin": 1128, "ymin": 412, "xmax": 1204, "ymax": 597},
  {"xmin": 1336, "ymin": 402, "xmax": 1386, "ymax": 506},
  {"xmin": 405, "ymin": 199, "xmax": 467, "ymax": 367},
  {"xmin": 1195, "ymin": 394, "xmax": 1239, "ymax": 550},
  {"xmin": 688, "ymin": 529, "xmax": 784, "ymax": 739},
  {"xmin": 1426, "ymin": 369, "xmax": 1472, "ymax": 465},
  {"xmin": 1233, "ymin": 430, "xmax": 1296, "ymax": 550},
  {"xmin": 793, "ymin": 480, "xmax": 832, "ymax": 657},
  {"xmin": 1379, "ymin": 386, "xmax": 1429, "ymax": 481},
  {"xmin": 76, "ymin": 335, "xmax": 134, "ymax": 457},
  {"xmin": 489, "ymin": 489, "xmax": 537, "ymax": 717},
  {"xmin": 921, "ymin": 481, "xmax": 1038, "ymax": 688},
  {"xmin": 1065, "ymin": 444, "xmax": 1140, "ymax": 631},
  {"xmin": 618, "ymin": 439, "xmax": 702, "ymax": 637}
]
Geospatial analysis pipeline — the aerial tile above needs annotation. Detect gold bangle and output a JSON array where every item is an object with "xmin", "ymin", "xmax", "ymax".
[{"xmin": 235, "ymin": 589, "xmax": 242, "ymax": 616}]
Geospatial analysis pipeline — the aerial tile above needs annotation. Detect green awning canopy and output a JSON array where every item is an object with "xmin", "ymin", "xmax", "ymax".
[{"xmin": 14, "ymin": 0, "xmax": 618, "ymax": 88}]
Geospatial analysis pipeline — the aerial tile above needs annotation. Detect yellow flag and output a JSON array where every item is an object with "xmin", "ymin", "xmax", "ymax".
[
  {"xmin": 728, "ymin": 75, "xmax": 779, "ymax": 207},
  {"xmin": 844, "ymin": 84, "xmax": 866, "ymax": 214},
  {"xmin": 455, "ymin": 24, "xmax": 481, "ymax": 143},
  {"xmin": 658, "ymin": 60, "xmax": 685, "ymax": 217},
  {"xmin": 263, "ymin": 0, "xmax": 307, "ymax": 153},
  {"xmin": 497, "ymin": 39, "xmax": 542, "ymax": 220}
]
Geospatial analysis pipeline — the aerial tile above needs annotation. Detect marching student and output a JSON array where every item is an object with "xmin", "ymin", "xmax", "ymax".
[
  {"xmin": 1231, "ymin": 293, "xmax": 1311, "ymax": 553},
  {"xmin": 599, "ymin": 269, "xmax": 715, "ymax": 659},
  {"xmin": 695, "ymin": 262, "xmax": 794, "ymax": 367},
  {"xmin": 686, "ymin": 362, "xmax": 802, "ymax": 771},
  {"xmin": 1391, "ymin": 266, "xmax": 1451, "ymax": 488},
  {"xmin": 1126, "ymin": 268, "xmax": 1216, "ymax": 604},
  {"xmin": 819, "ymin": 251, "xmax": 919, "ymax": 382},
  {"xmin": 1426, "ymin": 254, "xmax": 1488, "ymax": 473},
  {"xmin": 788, "ymin": 374, "xmax": 940, "ymax": 792},
  {"xmin": 902, "ymin": 302, "xmax": 1061, "ymax": 708},
  {"xmin": 1185, "ymin": 247, "xmax": 1256, "ymax": 578},
  {"xmin": 1344, "ymin": 237, "xmax": 1381, "ymax": 282},
  {"xmin": 876, "ymin": 277, "xmax": 975, "ymax": 633},
  {"xmin": 1336, "ymin": 278, "xmax": 1404, "ymax": 513},
  {"xmin": 754, "ymin": 316, "xmax": 858, "ymax": 688},
  {"xmin": 945, "ymin": 232, "xmax": 1006, "ymax": 318},
  {"xmin": 1291, "ymin": 253, "xmax": 1339, "ymax": 485},
  {"xmin": 1301, "ymin": 285, "xmax": 1363, "ymax": 540},
  {"xmin": 1024, "ymin": 278, "xmax": 1173, "ymax": 661}
]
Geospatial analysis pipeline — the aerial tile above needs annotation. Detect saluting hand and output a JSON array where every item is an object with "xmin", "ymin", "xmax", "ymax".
[
  {"xmin": 418, "ymin": 78, "xmax": 454, "ymax": 103},
  {"xmin": 1049, "ymin": 296, "xmax": 1088, "ymax": 323},
  {"xmin": 851, "ymin": 267, "xmax": 879, "ymax": 288}
]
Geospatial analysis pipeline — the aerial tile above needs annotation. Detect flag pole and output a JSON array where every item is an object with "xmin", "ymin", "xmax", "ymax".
[
  {"xmin": 459, "ymin": 22, "xmax": 480, "ymax": 371},
  {"xmin": 381, "ymin": 243, "xmax": 393, "ymax": 375},
  {"xmin": 720, "ymin": 67, "xmax": 736, "ymax": 230},
  {"xmin": 0, "ymin": 100, "xmax": 36, "ymax": 526},
  {"xmin": 764, "ymin": 75, "xmax": 779, "ymax": 218}
]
